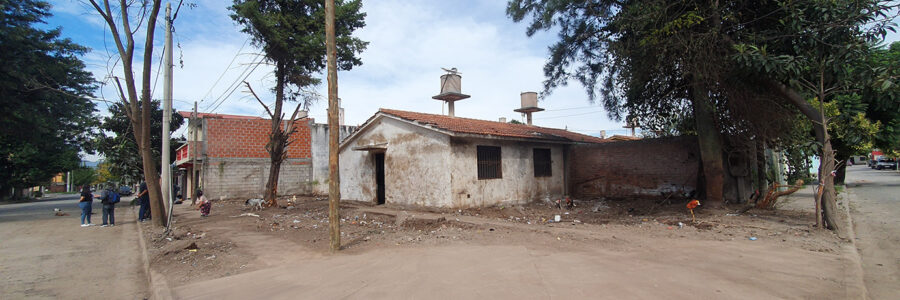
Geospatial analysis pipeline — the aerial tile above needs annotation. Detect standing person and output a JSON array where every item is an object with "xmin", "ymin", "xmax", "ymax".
[
  {"xmin": 136, "ymin": 181, "xmax": 150, "ymax": 222},
  {"xmin": 78, "ymin": 185, "xmax": 93, "ymax": 227},
  {"xmin": 95, "ymin": 184, "xmax": 118, "ymax": 227},
  {"xmin": 196, "ymin": 190, "xmax": 210, "ymax": 217}
]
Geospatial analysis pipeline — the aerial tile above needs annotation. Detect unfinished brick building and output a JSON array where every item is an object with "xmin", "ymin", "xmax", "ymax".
[{"xmin": 175, "ymin": 112, "xmax": 354, "ymax": 200}]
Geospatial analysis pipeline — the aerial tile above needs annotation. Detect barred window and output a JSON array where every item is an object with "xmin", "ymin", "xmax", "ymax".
[
  {"xmin": 533, "ymin": 148, "xmax": 552, "ymax": 177},
  {"xmin": 477, "ymin": 146, "xmax": 502, "ymax": 179}
]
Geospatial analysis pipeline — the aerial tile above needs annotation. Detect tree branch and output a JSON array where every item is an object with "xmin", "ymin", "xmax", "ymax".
[
  {"xmin": 113, "ymin": 76, "xmax": 133, "ymax": 121},
  {"xmin": 244, "ymin": 81, "xmax": 274, "ymax": 118}
]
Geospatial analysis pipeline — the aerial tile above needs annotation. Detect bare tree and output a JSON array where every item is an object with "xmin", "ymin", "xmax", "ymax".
[{"xmin": 86, "ymin": 0, "xmax": 166, "ymax": 226}]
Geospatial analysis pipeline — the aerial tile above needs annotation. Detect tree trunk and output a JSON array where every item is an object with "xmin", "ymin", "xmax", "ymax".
[
  {"xmin": 754, "ymin": 140, "xmax": 768, "ymax": 202},
  {"xmin": 819, "ymin": 140, "xmax": 840, "ymax": 232},
  {"xmin": 834, "ymin": 154, "xmax": 848, "ymax": 185},
  {"xmin": 262, "ymin": 62, "xmax": 286, "ymax": 207},
  {"xmin": 769, "ymin": 80, "xmax": 842, "ymax": 235},
  {"xmin": 690, "ymin": 81, "xmax": 726, "ymax": 205}
]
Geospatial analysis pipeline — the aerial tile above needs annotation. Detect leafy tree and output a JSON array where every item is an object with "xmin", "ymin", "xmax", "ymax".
[
  {"xmin": 71, "ymin": 166, "xmax": 98, "ymax": 187},
  {"xmin": 230, "ymin": 0, "xmax": 368, "ymax": 206},
  {"xmin": 861, "ymin": 42, "xmax": 900, "ymax": 153},
  {"xmin": 96, "ymin": 100, "xmax": 184, "ymax": 184},
  {"xmin": 93, "ymin": 161, "xmax": 121, "ymax": 185},
  {"xmin": 85, "ymin": 0, "xmax": 167, "ymax": 226},
  {"xmin": 733, "ymin": 0, "xmax": 895, "ymax": 232},
  {"xmin": 508, "ymin": 0, "xmax": 897, "ymax": 233},
  {"xmin": 0, "ymin": 0, "xmax": 97, "ymax": 199}
]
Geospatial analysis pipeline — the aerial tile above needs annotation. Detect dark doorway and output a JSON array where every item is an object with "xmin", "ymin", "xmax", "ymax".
[{"xmin": 375, "ymin": 153, "xmax": 385, "ymax": 205}]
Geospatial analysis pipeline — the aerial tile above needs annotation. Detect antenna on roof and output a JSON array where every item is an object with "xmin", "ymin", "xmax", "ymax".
[{"xmin": 432, "ymin": 67, "xmax": 470, "ymax": 117}]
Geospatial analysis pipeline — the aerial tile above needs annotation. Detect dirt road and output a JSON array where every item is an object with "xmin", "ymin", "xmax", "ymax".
[
  {"xmin": 846, "ymin": 166, "xmax": 900, "ymax": 299},
  {"xmin": 165, "ymin": 197, "xmax": 863, "ymax": 299},
  {"xmin": 0, "ymin": 194, "xmax": 148, "ymax": 299}
]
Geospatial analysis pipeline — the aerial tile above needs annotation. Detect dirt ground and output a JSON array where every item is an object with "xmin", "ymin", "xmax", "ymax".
[
  {"xmin": 0, "ymin": 194, "xmax": 148, "ymax": 300},
  {"xmin": 141, "ymin": 193, "xmax": 860, "ymax": 299}
]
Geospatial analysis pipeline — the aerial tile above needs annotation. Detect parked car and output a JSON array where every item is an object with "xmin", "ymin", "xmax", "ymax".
[
  {"xmin": 118, "ymin": 185, "xmax": 133, "ymax": 196},
  {"xmin": 869, "ymin": 159, "xmax": 879, "ymax": 168},
  {"xmin": 875, "ymin": 158, "xmax": 897, "ymax": 170}
]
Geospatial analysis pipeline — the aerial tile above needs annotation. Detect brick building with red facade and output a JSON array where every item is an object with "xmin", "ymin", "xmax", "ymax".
[{"xmin": 175, "ymin": 112, "xmax": 354, "ymax": 199}]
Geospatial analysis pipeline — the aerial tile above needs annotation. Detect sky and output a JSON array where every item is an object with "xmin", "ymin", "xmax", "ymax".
[{"xmin": 45, "ymin": 0, "xmax": 900, "ymax": 162}]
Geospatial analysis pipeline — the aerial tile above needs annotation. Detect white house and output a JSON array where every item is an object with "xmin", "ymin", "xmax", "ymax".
[{"xmin": 339, "ymin": 109, "xmax": 606, "ymax": 208}]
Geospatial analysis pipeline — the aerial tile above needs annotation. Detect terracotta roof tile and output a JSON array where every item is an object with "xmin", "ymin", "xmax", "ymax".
[{"xmin": 379, "ymin": 108, "xmax": 606, "ymax": 144}]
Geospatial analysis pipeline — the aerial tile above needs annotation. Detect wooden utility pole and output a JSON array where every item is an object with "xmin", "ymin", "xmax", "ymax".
[
  {"xmin": 325, "ymin": 0, "xmax": 341, "ymax": 252},
  {"xmin": 191, "ymin": 101, "xmax": 198, "ymax": 205},
  {"xmin": 162, "ymin": 3, "xmax": 174, "ymax": 231}
]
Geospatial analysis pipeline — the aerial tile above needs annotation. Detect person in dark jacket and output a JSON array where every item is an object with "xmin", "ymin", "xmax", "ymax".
[
  {"xmin": 78, "ymin": 185, "xmax": 94, "ymax": 227},
  {"xmin": 137, "ymin": 181, "xmax": 150, "ymax": 222},
  {"xmin": 95, "ymin": 184, "xmax": 116, "ymax": 227}
]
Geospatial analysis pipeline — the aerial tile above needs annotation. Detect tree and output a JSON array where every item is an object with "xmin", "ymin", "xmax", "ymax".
[
  {"xmin": 507, "ymin": 0, "xmax": 897, "ymax": 233},
  {"xmin": 96, "ymin": 100, "xmax": 184, "ymax": 184},
  {"xmin": 71, "ymin": 166, "xmax": 98, "ymax": 187},
  {"xmin": 0, "ymin": 0, "xmax": 97, "ymax": 199},
  {"xmin": 507, "ymin": 0, "xmax": 743, "ymax": 204},
  {"xmin": 733, "ymin": 0, "xmax": 896, "ymax": 232},
  {"xmin": 230, "ymin": 0, "xmax": 367, "ymax": 206},
  {"xmin": 95, "ymin": 162, "xmax": 117, "ymax": 185},
  {"xmin": 85, "ymin": 0, "xmax": 167, "ymax": 226}
]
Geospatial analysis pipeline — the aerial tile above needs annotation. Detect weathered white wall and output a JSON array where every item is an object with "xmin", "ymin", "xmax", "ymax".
[
  {"xmin": 310, "ymin": 123, "xmax": 356, "ymax": 195},
  {"xmin": 449, "ymin": 138, "xmax": 566, "ymax": 207},
  {"xmin": 202, "ymin": 157, "xmax": 311, "ymax": 200},
  {"xmin": 340, "ymin": 117, "xmax": 452, "ymax": 206}
]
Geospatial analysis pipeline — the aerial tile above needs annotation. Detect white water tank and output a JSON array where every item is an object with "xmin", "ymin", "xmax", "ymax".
[
  {"xmin": 499, "ymin": 117, "xmax": 507, "ymax": 123},
  {"xmin": 440, "ymin": 74, "xmax": 462, "ymax": 94},
  {"xmin": 521, "ymin": 92, "xmax": 538, "ymax": 108}
]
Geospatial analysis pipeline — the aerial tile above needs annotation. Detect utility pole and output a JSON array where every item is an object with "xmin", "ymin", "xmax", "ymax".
[
  {"xmin": 325, "ymin": 0, "xmax": 341, "ymax": 252},
  {"xmin": 162, "ymin": 2, "xmax": 174, "ymax": 229},
  {"xmin": 191, "ymin": 101, "xmax": 198, "ymax": 205}
]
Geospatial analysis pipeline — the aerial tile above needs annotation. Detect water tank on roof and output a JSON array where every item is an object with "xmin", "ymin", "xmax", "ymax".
[
  {"xmin": 520, "ymin": 92, "xmax": 538, "ymax": 108},
  {"xmin": 440, "ymin": 74, "xmax": 462, "ymax": 94}
]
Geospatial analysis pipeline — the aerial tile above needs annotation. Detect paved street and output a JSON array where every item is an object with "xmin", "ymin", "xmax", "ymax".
[
  {"xmin": 0, "ymin": 193, "xmax": 148, "ymax": 299},
  {"xmin": 846, "ymin": 166, "xmax": 900, "ymax": 299}
]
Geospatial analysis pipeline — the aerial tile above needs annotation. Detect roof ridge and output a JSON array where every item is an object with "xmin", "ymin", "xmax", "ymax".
[
  {"xmin": 379, "ymin": 108, "xmax": 570, "ymax": 131},
  {"xmin": 378, "ymin": 108, "xmax": 606, "ymax": 143}
]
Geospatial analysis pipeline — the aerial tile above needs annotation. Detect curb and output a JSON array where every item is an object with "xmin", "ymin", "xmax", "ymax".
[
  {"xmin": 840, "ymin": 189, "xmax": 869, "ymax": 299},
  {"xmin": 134, "ymin": 207, "xmax": 174, "ymax": 299}
]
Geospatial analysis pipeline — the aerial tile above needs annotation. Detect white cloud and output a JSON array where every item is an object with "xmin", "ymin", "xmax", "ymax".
[{"xmin": 54, "ymin": 0, "xmax": 631, "ymax": 141}]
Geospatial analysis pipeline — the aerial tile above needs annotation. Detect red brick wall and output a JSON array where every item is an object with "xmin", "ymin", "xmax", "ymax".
[
  {"xmin": 569, "ymin": 137, "xmax": 700, "ymax": 199},
  {"xmin": 205, "ymin": 118, "xmax": 312, "ymax": 159}
]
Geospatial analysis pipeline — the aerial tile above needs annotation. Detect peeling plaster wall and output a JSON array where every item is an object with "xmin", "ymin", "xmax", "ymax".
[
  {"xmin": 449, "ymin": 138, "xmax": 566, "ymax": 208},
  {"xmin": 339, "ymin": 117, "xmax": 452, "ymax": 206},
  {"xmin": 310, "ymin": 123, "xmax": 356, "ymax": 195}
]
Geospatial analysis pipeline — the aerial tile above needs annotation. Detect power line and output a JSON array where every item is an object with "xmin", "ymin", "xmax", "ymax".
[
  {"xmin": 534, "ymin": 110, "xmax": 605, "ymax": 120},
  {"xmin": 543, "ymin": 105, "xmax": 601, "ymax": 112},
  {"xmin": 208, "ymin": 57, "xmax": 265, "ymax": 113},
  {"xmin": 205, "ymin": 54, "xmax": 264, "ymax": 111},
  {"xmin": 199, "ymin": 38, "xmax": 249, "ymax": 103}
]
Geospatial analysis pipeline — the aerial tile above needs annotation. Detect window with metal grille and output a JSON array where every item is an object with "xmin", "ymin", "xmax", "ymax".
[
  {"xmin": 533, "ymin": 148, "xmax": 552, "ymax": 177},
  {"xmin": 477, "ymin": 146, "xmax": 502, "ymax": 179}
]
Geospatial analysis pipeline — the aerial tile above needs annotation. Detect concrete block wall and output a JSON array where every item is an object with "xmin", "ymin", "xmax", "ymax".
[
  {"xmin": 203, "ymin": 158, "xmax": 312, "ymax": 199},
  {"xmin": 569, "ymin": 137, "xmax": 700, "ymax": 199}
]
